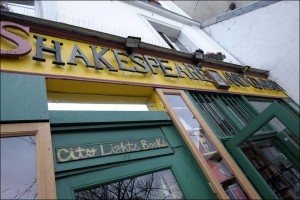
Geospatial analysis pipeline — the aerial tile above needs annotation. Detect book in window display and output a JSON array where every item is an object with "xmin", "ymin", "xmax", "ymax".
[
  {"xmin": 198, "ymin": 132, "xmax": 215, "ymax": 154},
  {"xmin": 206, "ymin": 159, "xmax": 233, "ymax": 183},
  {"xmin": 226, "ymin": 183, "xmax": 248, "ymax": 199},
  {"xmin": 283, "ymin": 188, "xmax": 297, "ymax": 199},
  {"xmin": 290, "ymin": 167, "xmax": 300, "ymax": 179}
]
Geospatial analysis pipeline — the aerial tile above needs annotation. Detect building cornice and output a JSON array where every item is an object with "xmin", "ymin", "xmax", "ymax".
[
  {"xmin": 1, "ymin": 11, "xmax": 269, "ymax": 77},
  {"xmin": 124, "ymin": 1, "xmax": 201, "ymax": 27}
]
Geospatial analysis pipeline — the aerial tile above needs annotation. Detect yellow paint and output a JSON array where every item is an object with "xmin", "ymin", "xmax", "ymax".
[
  {"xmin": 1, "ymin": 29, "xmax": 288, "ymax": 98},
  {"xmin": 146, "ymin": 92, "xmax": 166, "ymax": 111},
  {"xmin": 46, "ymin": 79, "xmax": 154, "ymax": 96}
]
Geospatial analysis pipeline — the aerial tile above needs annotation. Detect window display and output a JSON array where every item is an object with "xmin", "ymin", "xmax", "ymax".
[
  {"xmin": 165, "ymin": 94, "xmax": 249, "ymax": 199},
  {"xmin": 241, "ymin": 140, "xmax": 299, "ymax": 199}
]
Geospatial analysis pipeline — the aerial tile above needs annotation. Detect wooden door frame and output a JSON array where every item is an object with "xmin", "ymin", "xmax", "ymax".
[
  {"xmin": 1, "ymin": 122, "xmax": 57, "ymax": 199},
  {"xmin": 156, "ymin": 88, "xmax": 260, "ymax": 199}
]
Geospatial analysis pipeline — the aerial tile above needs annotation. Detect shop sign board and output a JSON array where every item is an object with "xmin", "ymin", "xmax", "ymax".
[
  {"xmin": 56, "ymin": 137, "xmax": 169, "ymax": 163},
  {"xmin": 0, "ymin": 21, "xmax": 287, "ymax": 98}
]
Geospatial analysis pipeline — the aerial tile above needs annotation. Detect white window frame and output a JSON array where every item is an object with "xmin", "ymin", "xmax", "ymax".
[{"xmin": 139, "ymin": 14, "xmax": 194, "ymax": 53}]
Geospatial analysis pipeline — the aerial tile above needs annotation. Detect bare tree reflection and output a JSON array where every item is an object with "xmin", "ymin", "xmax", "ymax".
[
  {"xmin": 17, "ymin": 136, "xmax": 36, "ymax": 145},
  {"xmin": 76, "ymin": 170, "xmax": 184, "ymax": 200},
  {"xmin": 13, "ymin": 178, "xmax": 37, "ymax": 199},
  {"xmin": 1, "ymin": 136, "xmax": 37, "ymax": 199}
]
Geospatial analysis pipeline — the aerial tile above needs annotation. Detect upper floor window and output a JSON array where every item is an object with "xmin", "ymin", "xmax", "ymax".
[
  {"xmin": 2, "ymin": 1, "xmax": 35, "ymax": 17},
  {"xmin": 158, "ymin": 32, "xmax": 190, "ymax": 53},
  {"xmin": 5, "ymin": 0, "xmax": 34, "ymax": 6},
  {"xmin": 147, "ymin": 0, "xmax": 161, "ymax": 6},
  {"xmin": 147, "ymin": 19, "xmax": 192, "ymax": 53}
]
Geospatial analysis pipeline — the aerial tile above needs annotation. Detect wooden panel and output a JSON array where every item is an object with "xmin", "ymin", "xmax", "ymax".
[
  {"xmin": 49, "ymin": 111, "xmax": 170, "ymax": 124},
  {"xmin": 52, "ymin": 125, "xmax": 175, "ymax": 172},
  {"xmin": 46, "ymin": 78, "xmax": 154, "ymax": 96},
  {"xmin": 1, "ymin": 123, "xmax": 57, "ymax": 199},
  {"xmin": 0, "ymin": 73, "xmax": 49, "ymax": 122}
]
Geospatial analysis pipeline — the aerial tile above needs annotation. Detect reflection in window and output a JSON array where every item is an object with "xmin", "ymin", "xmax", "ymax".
[
  {"xmin": 165, "ymin": 94, "xmax": 248, "ymax": 199},
  {"xmin": 1, "ymin": 136, "xmax": 37, "ymax": 199},
  {"xmin": 75, "ymin": 169, "xmax": 183, "ymax": 200}
]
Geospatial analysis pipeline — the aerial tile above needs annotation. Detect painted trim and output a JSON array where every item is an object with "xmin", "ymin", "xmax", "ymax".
[
  {"xmin": 201, "ymin": 1, "xmax": 280, "ymax": 28},
  {"xmin": 0, "ymin": 70, "xmax": 286, "ymax": 99}
]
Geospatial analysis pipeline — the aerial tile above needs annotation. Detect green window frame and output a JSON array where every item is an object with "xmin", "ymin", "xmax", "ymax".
[
  {"xmin": 188, "ymin": 92, "xmax": 299, "ymax": 141},
  {"xmin": 225, "ymin": 101, "xmax": 299, "ymax": 199}
]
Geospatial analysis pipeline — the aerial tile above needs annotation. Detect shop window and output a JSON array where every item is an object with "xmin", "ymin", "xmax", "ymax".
[
  {"xmin": 1, "ymin": 136, "xmax": 37, "ymax": 199},
  {"xmin": 226, "ymin": 101, "xmax": 300, "ymax": 199},
  {"xmin": 156, "ymin": 89, "xmax": 260, "ymax": 199},
  {"xmin": 189, "ymin": 92, "xmax": 279, "ymax": 138},
  {"xmin": 0, "ymin": 123, "xmax": 56, "ymax": 199},
  {"xmin": 190, "ymin": 93, "xmax": 248, "ymax": 137},
  {"xmin": 247, "ymin": 97, "xmax": 299, "ymax": 140},
  {"xmin": 240, "ymin": 139, "xmax": 299, "ymax": 199},
  {"xmin": 75, "ymin": 169, "xmax": 183, "ymax": 199}
]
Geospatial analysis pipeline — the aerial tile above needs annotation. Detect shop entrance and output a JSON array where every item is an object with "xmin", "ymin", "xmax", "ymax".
[{"xmin": 50, "ymin": 111, "xmax": 216, "ymax": 199}]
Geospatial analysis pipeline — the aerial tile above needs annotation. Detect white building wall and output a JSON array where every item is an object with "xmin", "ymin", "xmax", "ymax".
[
  {"xmin": 203, "ymin": 1, "xmax": 299, "ymax": 103},
  {"xmin": 32, "ymin": 1, "xmax": 241, "ymax": 64}
]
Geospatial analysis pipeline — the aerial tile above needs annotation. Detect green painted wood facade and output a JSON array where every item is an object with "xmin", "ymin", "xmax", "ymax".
[
  {"xmin": 1, "ymin": 72, "xmax": 299, "ymax": 199},
  {"xmin": 50, "ymin": 111, "xmax": 217, "ymax": 199},
  {"xmin": 187, "ymin": 90, "xmax": 299, "ymax": 200},
  {"xmin": 0, "ymin": 72, "xmax": 49, "ymax": 122}
]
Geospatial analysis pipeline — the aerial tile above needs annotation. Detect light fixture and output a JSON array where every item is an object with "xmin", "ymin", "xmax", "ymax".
[
  {"xmin": 125, "ymin": 36, "xmax": 141, "ymax": 55},
  {"xmin": 262, "ymin": 70, "xmax": 269, "ymax": 77},
  {"xmin": 239, "ymin": 65, "xmax": 250, "ymax": 75},
  {"xmin": 193, "ymin": 49, "xmax": 204, "ymax": 69}
]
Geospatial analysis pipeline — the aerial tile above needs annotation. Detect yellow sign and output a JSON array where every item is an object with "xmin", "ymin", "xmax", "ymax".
[{"xmin": 0, "ymin": 21, "xmax": 287, "ymax": 98}]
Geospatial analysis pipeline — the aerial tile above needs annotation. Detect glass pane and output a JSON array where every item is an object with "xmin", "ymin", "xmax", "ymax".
[
  {"xmin": 286, "ymin": 100, "xmax": 300, "ymax": 113},
  {"xmin": 239, "ymin": 119, "xmax": 300, "ymax": 199},
  {"xmin": 48, "ymin": 103, "xmax": 149, "ymax": 111},
  {"xmin": 1, "ymin": 136, "xmax": 37, "ymax": 199},
  {"xmin": 248, "ymin": 100, "xmax": 272, "ymax": 113},
  {"xmin": 165, "ymin": 94, "xmax": 248, "ymax": 199},
  {"xmin": 75, "ymin": 169, "xmax": 183, "ymax": 200},
  {"xmin": 166, "ymin": 35, "xmax": 190, "ymax": 53}
]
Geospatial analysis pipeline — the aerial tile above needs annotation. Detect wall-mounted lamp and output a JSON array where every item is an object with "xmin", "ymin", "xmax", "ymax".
[
  {"xmin": 262, "ymin": 70, "xmax": 269, "ymax": 77},
  {"xmin": 193, "ymin": 49, "xmax": 204, "ymax": 69},
  {"xmin": 239, "ymin": 65, "xmax": 250, "ymax": 75},
  {"xmin": 126, "ymin": 36, "xmax": 141, "ymax": 55}
]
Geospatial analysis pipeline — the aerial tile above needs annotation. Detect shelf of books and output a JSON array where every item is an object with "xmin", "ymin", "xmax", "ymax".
[
  {"xmin": 170, "ymin": 102, "xmax": 249, "ymax": 199},
  {"xmin": 241, "ymin": 141, "xmax": 299, "ymax": 199}
]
